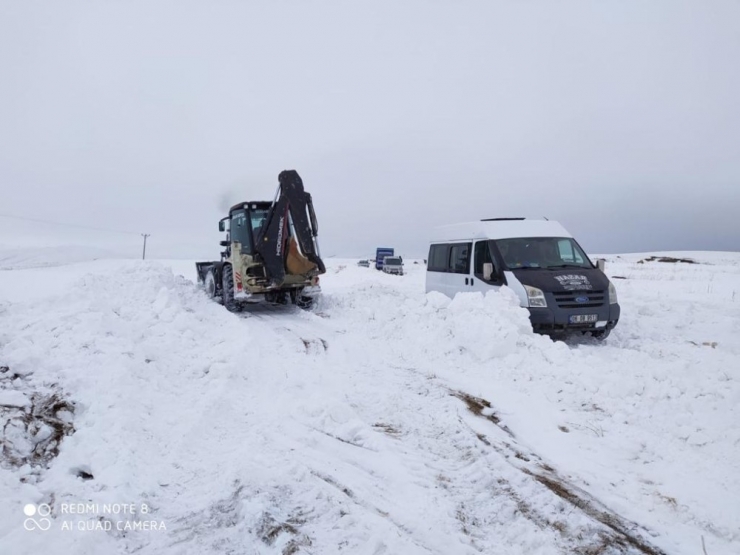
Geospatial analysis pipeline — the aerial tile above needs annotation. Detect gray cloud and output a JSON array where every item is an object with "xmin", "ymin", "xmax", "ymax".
[{"xmin": 1, "ymin": 0, "xmax": 738, "ymax": 260}]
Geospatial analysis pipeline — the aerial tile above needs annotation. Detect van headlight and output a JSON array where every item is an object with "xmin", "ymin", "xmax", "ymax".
[
  {"xmin": 608, "ymin": 281, "xmax": 618, "ymax": 305},
  {"xmin": 524, "ymin": 285, "xmax": 547, "ymax": 308}
]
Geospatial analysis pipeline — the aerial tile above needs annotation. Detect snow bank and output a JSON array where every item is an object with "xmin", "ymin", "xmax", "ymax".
[
  {"xmin": 0, "ymin": 254, "xmax": 737, "ymax": 554},
  {"xmin": 323, "ymin": 280, "xmax": 541, "ymax": 364},
  {"xmin": 319, "ymin": 258, "xmax": 740, "ymax": 555}
]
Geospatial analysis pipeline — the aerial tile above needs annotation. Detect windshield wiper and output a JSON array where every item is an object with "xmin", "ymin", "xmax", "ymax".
[{"xmin": 547, "ymin": 264, "xmax": 587, "ymax": 269}]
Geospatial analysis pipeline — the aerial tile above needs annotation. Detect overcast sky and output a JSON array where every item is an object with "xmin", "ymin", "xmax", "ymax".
[{"xmin": 1, "ymin": 0, "xmax": 738, "ymax": 259}]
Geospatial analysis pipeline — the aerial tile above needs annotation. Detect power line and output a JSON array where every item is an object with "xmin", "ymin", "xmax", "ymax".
[{"xmin": 0, "ymin": 212, "xmax": 142, "ymax": 236}]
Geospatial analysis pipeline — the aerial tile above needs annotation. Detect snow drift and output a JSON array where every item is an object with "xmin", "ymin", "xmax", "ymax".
[{"xmin": 0, "ymin": 254, "xmax": 738, "ymax": 554}]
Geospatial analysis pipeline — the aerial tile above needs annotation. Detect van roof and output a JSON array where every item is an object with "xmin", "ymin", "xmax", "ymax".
[{"xmin": 430, "ymin": 219, "xmax": 572, "ymax": 242}]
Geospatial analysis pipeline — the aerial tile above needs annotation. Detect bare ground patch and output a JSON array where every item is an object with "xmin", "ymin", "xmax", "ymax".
[
  {"xmin": 372, "ymin": 422, "xmax": 402, "ymax": 437},
  {"xmin": 300, "ymin": 337, "xmax": 328, "ymax": 354},
  {"xmin": 528, "ymin": 471, "xmax": 667, "ymax": 555},
  {"xmin": 170, "ymin": 482, "xmax": 313, "ymax": 554},
  {"xmin": 450, "ymin": 390, "xmax": 513, "ymax": 436},
  {"xmin": 1, "ymin": 366, "xmax": 75, "ymax": 470},
  {"xmin": 257, "ymin": 512, "xmax": 312, "ymax": 555},
  {"xmin": 451, "ymin": 388, "xmax": 669, "ymax": 555},
  {"xmin": 637, "ymin": 256, "xmax": 699, "ymax": 265}
]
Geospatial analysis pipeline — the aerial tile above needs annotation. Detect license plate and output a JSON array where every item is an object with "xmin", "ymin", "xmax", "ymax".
[{"xmin": 569, "ymin": 314, "xmax": 598, "ymax": 324}]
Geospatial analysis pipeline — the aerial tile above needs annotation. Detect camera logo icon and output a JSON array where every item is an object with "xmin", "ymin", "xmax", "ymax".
[{"xmin": 23, "ymin": 504, "xmax": 52, "ymax": 531}]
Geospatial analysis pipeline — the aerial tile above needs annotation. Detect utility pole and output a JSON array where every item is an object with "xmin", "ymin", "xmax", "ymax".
[{"xmin": 141, "ymin": 234, "xmax": 150, "ymax": 260}]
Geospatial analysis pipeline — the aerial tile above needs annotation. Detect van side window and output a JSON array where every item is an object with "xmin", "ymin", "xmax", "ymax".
[
  {"xmin": 428, "ymin": 244, "xmax": 449, "ymax": 272},
  {"xmin": 474, "ymin": 241, "xmax": 500, "ymax": 282},
  {"xmin": 448, "ymin": 243, "xmax": 471, "ymax": 274}
]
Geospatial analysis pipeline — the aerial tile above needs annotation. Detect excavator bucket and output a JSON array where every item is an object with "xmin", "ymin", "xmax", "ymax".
[{"xmin": 286, "ymin": 236, "xmax": 317, "ymax": 275}]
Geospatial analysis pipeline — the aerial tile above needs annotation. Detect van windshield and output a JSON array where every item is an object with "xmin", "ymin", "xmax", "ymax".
[
  {"xmin": 495, "ymin": 237, "xmax": 593, "ymax": 270},
  {"xmin": 385, "ymin": 258, "xmax": 402, "ymax": 265}
]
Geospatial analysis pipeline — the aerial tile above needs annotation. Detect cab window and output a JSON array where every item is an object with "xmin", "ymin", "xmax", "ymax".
[
  {"xmin": 250, "ymin": 208, "xmax": 270, "ymax": 240},
  {"xmin": 230, "ymin": 210, "xmax": 252, "ymax": 254},
  {"xmin": 474, "ymin": 241, "xmax": 501, "ymax": 282}
]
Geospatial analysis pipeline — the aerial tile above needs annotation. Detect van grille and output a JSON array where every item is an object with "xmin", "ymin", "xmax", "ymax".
[{"xmin": 552, "ymin": 290, "xmax": 606, "ymax": 309}]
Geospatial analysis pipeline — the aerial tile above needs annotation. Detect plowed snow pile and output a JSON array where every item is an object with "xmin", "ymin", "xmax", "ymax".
[{"xmin": 0, "ymin": 252, "xmax": 738, "ymax": 555}]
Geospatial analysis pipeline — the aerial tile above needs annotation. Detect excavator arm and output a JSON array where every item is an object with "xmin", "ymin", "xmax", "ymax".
[{"xmin": 255, "ymin": 170, "xmax": 326, "ymax": 287}]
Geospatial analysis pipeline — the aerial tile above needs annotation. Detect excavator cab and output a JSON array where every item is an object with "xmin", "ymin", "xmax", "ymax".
[{"xmin": 227, "ymin": 204, "xmax": 261, "ymax": 256}]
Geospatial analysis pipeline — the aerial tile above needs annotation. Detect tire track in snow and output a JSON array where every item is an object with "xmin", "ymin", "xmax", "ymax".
[
  {"xmin": 309, "ymin": 283, "xmax": 674, "ymax": 554},
  {"xmin": 244, "ymin": 305, "xmax": 332, "ymax": 355},
  {"xmin": 217, "ymin": 293, "xmax": 669, "ymax": 554},
  {"xmin": 449, "ymin": 389, "xmax": 668, "ymax": 555},
  {"xmin": 323, "ymin": 363, "xmax": 665, "ymax": 554}
]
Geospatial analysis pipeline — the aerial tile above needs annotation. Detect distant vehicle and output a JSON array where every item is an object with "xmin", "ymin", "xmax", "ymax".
[
  {"xmin": 425, "ymin": 218, "xmax": 620, "ymax": 339},
  {"xmin": 375, "ymin": 247, "xmax": 394, "ymax": 270},
  {"xmin": 382, "ymin": 256, "xmax": 404, "ymax": 275},
  {"xmin": 357, "ymin": 259, "xmax": 370, "ymax": 267}
]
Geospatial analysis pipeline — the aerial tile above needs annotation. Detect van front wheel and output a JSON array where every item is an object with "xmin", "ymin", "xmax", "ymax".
[{"xmin": 591, "ymin": 329, "xmax": 611, "ymax": 340}]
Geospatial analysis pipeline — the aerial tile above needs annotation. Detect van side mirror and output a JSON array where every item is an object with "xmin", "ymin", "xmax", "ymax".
[
  {"xmin": 219, "ymin": 240, "xmax": 229, "ymax": 247},
  {"xmin": 596, "ymin": 259, "xmax": 606, "ymax": 272},
  {"xmin": 218, "ymin": 220, "xmax": 226, "ymax": 232},
  {"xmin": 483, "ymin": 262, "xmax": 494, "ymax": 281}
]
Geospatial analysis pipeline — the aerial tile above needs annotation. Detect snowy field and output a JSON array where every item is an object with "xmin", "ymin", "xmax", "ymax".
[{"xmin": 0, "ymin": 249, "xmax": 738, "ymax": 555}]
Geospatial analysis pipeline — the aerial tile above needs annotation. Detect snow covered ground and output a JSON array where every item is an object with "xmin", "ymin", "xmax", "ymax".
[
  {"xmin": 0, "ymin": 246, "xmax": 131, "ymax": 271},
  {"xmin": 0, "ymin": 250, "xmax": 738, "ymax": 554}
]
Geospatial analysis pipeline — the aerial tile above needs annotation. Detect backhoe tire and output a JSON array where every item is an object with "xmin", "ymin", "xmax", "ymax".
[
  {"xmin": 204, "ymin": 269, "xmax": 219, "ymax": 302},
  {"xmin": 296, "ymin": 295, "xmax": 314, "ymax": 310},
  {"xmin": 221, "ymin": 266, "xmax": 242, "ymax": 313}
]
